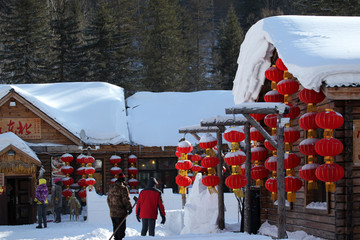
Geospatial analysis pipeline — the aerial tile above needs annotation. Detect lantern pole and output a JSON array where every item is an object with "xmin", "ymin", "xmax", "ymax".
[
  {"xmin": 243, "ymin": 122, "xmax": 252, "ymax": 234},
  {"xmin": 277, "ymin": 114, "xmax": 287, "ymax": 239},
  {"xmin": 216, "ymin": 127, "xmax": 225, "ymax": 230}
]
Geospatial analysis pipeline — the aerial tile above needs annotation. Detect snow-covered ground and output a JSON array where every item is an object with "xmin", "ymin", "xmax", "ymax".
[{"xmin": 0, "ymin": 174, "xmax": 323, "ymax": 240}]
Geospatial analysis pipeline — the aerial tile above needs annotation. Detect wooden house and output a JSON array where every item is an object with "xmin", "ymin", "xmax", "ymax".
[{"xmin": 232, "ymin": 16, "xmax": 360, "ymax": 239}]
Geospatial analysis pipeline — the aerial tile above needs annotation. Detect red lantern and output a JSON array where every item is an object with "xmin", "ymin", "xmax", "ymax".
[
  {"xmin": 86, "ymin": 178, "xmax": 96, "ymax": 186},
  {"xmin": 202, "ymin": 175, "xmax": 220, "ymax": 187},
  {"xmin": 250, "ymin": 113, "xmax": 266, "ymax": 121},
  {"xmin": 191, "ymin": 165, "xmax": 202, "ymax": 172},
  {"xmin": 61, "ymin": 166, "xmax": 74, "ymax": 175},
  {"xmin": 128, "ymin": 154, "xmax": 138, "ymax": 163},
  {"xmin": 265, "ymin": 66, "xmax": 284, "ymax": 82},
  {"xmin": 175, "ymin": 151, "xmax": 181, "ymax": 158},
  {"xmin": 315, "ymin": 110, "xmax": 344, "ymax": 130},
  {"xmin": 225, "ymin": 174, "xmax": 247, "ymax": 189},
  {"xmin": 251, "ymin": 147, "xmax": 268, "ymax": 161},
  {"xmin": 284, "ymin": 153, "xmax": 301, "ymax": 169},
  {"xmin": 177, "ymin": 140, "xmax": 193, "ymax": 154},
  {"xmin": 264, "ymin": 114, "xmax": 277, "ymax": 128},
  {"xmin": 77, "ymin": 167, "xmax": 86, "ymax": 176},
  {"xmin": 84, "ymin": 156, "xmax": 95, "ymax": 164},
  {"xmin": 264, "ymin": 90, "xmax": 284, "ymax": 103},
  {"xmin": 251, "ymin": 165, "xmax": 269, "ymax": 181},
  {"xmin": 315, "ymin": 163, "xmax": 344, "ymax": 186},
  {"xmin": 201, "ymin": 156, "xmax": 219, "ymax": 168},
  {"xmin": 285, "ymin": 104, "xmax": 300, "ymax": 119},
  {"xmin": 187, "ymin": 153, "xmax": 193, "ymax": 160},
  {"xmin": 61, "ymin": 153, "xmax": 73, "ymax": 163},
  {"xmin": 299, "ymin": 163, "xmax": 319, "ymax": 181},
  {"xmin": 78, "ymin": 189, "xmax": 87, "ymax": 198},
  {"xmin": 250, "ymin": 127, "xmax": 265, "ymax": 142},
  {"xmin": 85, "ymin": 167, "xmax": 95, "ymax": 175},
  {"xmin": 265, "ymin": 156, "xmax": 277, "ymax": 172},
  {"xmin": 224, "ymin": 127, "xmax": 245, "ymax": 143},
  {"xmin": 199, "ymin": 133, "xmax": 217, "ymax": 149},
  {"xmin": 62, "ymin": 177, "xmax": 74, "ymax": 186},
  {"xmin": 76, "ymin": 154, "xmax": 86, "ymax": 164},
  {"xmin": 191, "ymin": 154, "xmax": 202, "ymax": 162},
  {"xmin": 78, "ymin": 178, "xmax": 88, "ymax": 187},
  {"xmin": 265, "ymin": 177, "xmax": 277, "ymax": 193},
  {"xmin": 128, "ymin": 167, "xmax": 138, "ymax": 175},
  {"xmin": 264, "ymin": 136, "xmax": 277, "ymax": 151},
  {"xmin": 109, "ymin": 155, "xmax": 122, "ymax": 165},
  {"xmin": 298, "ymin": 89, "xmax": 325, "ymax": 104},
  {"xmin": 128, "ymin": 179, "xmax": 139, "ymax": 187},
  {"xmin": 285, "ymin": 176, "xmax": 302, "ymax": 202},
  {"xmin": 62, "ymin": 189, "xmax": 72, "ymax": 198},
  {"xmin": 299, "ymin": 138, "xmax": 319, "ymax": 156},
  {"xmin": 176, "ymin": 175, "xmax": 192, "ymax": 187},
  {"xmin": 276, "ymin": 79, "xmax": 299, "ymax": 95},
  {"xmin": 224, "ymin": 151, "xmax": 246, "ymax": 166},
  {"xmin": 299, "ymin": 112, "xmax": 318, "ymax": 130},
  {"xmin": 284, "ymin": 127, "xmax": 300, "ymax": 143},
  {"xmin": 276, "ymin": 58, "xmax": 287, "ymax": 71},
  {"xmin": 110, "ymin": 167, "xmax": 122, "ymax": 175},
  {"xmin": 315, "ymin": 138, "xmax": 343, "ymax": 157},
  {"xmin": 175, "ymin": 160, "xmax": 193, "ymax": 170}
]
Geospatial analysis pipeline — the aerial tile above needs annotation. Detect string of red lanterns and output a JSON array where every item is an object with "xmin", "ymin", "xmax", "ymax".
[
  {"xmin": 109, "ymin": 155, "xmax": 122, "ymax": 185},
  {"xmin": 85, "ymin": 155, "xmax": 96, "ymax": 191},
  {"xmin": 76, "ymin": 154, "xmax": 88, "ymax": 201},
  {"xmin": 128, "ymin": 154, "xmax": 139, "ymax": 194},
  {"xmin": 60, "ymin": 153, "xmax": 74, "ymax": 199},
  {"xmin": 175, "ymin": 140, "xmax": 193, "ymax": 194}
]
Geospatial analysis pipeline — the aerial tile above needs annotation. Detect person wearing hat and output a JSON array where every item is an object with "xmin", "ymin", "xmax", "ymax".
[
  {"xmin": 107, "ymin": 173, "xmax": 132, "ymax": 240},
  {"xmin": 51, "ymin": 178, "xmax": 63, "ymax": 223},
  {"xmin": 136, "ymin": 177, "xmax": 166, "ymax": 236},
  {"xmin": 34, "ymin": 178, "xmax": 49, "ymax": 229}
]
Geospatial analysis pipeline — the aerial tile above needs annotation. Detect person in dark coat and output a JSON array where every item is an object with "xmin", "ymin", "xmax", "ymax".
[
  {"xmin": 107, "ymin": 174, "xmax": 132, "ymax": 240},
  {"xmin": 136, "ymin": 177, "xmax": 166, "ymax": 236},
  {"xmin": 51, "ymin": 178, "xmax": 62, "ymax": 223},
  {"xmin": 34, "ymin": 178, "xmax": 49, "ymax": 229}
]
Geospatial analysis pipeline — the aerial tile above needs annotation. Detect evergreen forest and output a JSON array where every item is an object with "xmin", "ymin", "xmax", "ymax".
[{"xmin": 0, "ymin": 0, "xmax": 359, "ymax": 96}]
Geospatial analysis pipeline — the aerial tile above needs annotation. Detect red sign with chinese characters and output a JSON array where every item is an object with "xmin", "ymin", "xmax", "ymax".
[{"xmin": 0, "ymin": 118, "xmax": 41, "ymax": 139}]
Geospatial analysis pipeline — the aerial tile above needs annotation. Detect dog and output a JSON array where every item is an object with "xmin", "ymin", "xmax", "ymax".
[{"xmin": 68, "ymin": 192, "xmax": 81, "ymax": 221}]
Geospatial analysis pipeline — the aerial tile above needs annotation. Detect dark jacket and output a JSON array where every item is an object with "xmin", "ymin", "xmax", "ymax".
[
  {"xmin": 107, "ymin": 180, "xmax": 132, "ymax": 218},
  {"xmin": 136, "ymin": 178, "xmax": 166, "ymax": 219},
  {"xmin": 35, "ymin": 178, "xmax": 48, "ymax": 204},
  {"xmin": 51, "ymin": 181, "xmax": 62, "ymax": 208}
]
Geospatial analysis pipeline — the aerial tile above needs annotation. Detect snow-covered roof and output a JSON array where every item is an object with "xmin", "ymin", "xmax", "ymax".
[
  {"xmin": 126, "ymin": 91, "xmax": 235, "ymax": 147},
  {"xmin": 0, "ymin": 132, "xmax": 40, "ymax": 162},
  {"xmin": 0, "ymin": 82, "xmax": 129, "ymax": 145},
  {"xmin": 233, "ymin": 15, "xmax": 360, "ymax": 103}
]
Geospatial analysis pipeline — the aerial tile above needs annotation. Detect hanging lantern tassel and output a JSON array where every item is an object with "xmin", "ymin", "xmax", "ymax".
[
  {"xmin": 233, "ymin": 188, "xmax": 244, "ymax": 198},
  {"xmin": 287, "ymin": 192, "xmax": 296, "ymax": 203}
]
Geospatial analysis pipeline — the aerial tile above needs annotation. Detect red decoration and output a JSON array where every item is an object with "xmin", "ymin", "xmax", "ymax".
[
  {"xmin": 224, "ymin": 151, "xmax": 246, "ymax": 166},
  {"xmin": 276, "ymin": 58, "xmax": 287, "ymax": 71},
  {"xmin": 285, "ymin": 104, "xmax": 300, "ymax": 119},
  {"xmin": 128, "ymin": 154, "xmax": 138, "ymax": 163},
  {"xmin": 201, "ymin": 156, "xmax": 219, "ymax": 168},
  {"xmin": 250, "ymin": 127, "xmax": 265, "ymax": 142},
  {"xmin": 177, "ymin": 140, "xmax": 193, "ymax": 154},
  {"xmin": 264, "ymin": 136, "xmax": 277, "ymax": 151},
  {"xmin": 315, "ymin": 138, "xmax": 343, "ymax": 157},
  {"xmin": 128, "ymin": 167, "xmax": 138, "ymax": 175},
  {"xmin": 84, "ymin": 167, "xmax": 95, "ymax": 175},
  {"xmin": 284, "ymin": 153, "xmax": 301, "ymax": 169},
  {"xmin": 202, "ymin": 175, "xmax": 220, "ymax": 187},
  {"xmin": 128, "ymin": 179, "xmax": 139, "ymax": 187},
  {"xmin": 299, "ymin": 163, "xmax": 320, "ymax": 181},
  {"xmin": 191, "ymin": 154, "xmax": 202, "ymax": 162},
  {"xmin": 191, "ymin": 165, "xmax": 202, "ymax": 172},
  {"xmin": 298, "ymin": 89, "xmax": 325, "ymax": 104},
  {"xmin": 110, "ymin": 167, "xmax": 122, "ymax": 175},
  {"xmin": 76, "ymin": 154, "xmax": 86, "ymax": 164},
  {"xmin": 250, "ymin": 113, "xmax": 266, "ymax": 121},
  {"xmin": 315, "ymin": 110, "xmax": 344, "ymax": 130},
  {"xmin": 264, "ymin": 114, "xmax": 277, "ymax": 128},
  {"xmin": 299, "ymin": 112, "xmax": 318, "ymax": 130},
  {"xmin": 78, "ymin": 178, "xmax": 88, "ymax": 187},
  {"xmin": 225, "ymin": 174, "xmax": 247, "ymax": 189},
  {"xmin": 109, "ymin": 155, "xmax": 122, "ymax": 165},
  {"xmin": 176, "ymin": 175, "xmax": 192, "ymax": 187},
  {"xmin": 61, "ymin": 166, "xmax": 74, "ymax": 175},
  {"xmin": 84, "ymin": 156, "xmax": 95, "ymax": 164},
  {"xmin": 284, "ymin": 127, "xmax": 300, "ymax": 143},
  {"xmin": 251, "ymin": 165, "xmax": 269, "ymax": 180},
  {"xmin": 224, "ymin": 127, "xmax": 245, "ymax": 143},
  {"xmin": 276, "ymin": 79, "xmax": 299, "ymax": 95},
  {"xmin": 62, "ymin": 177, "xmax": 74, "ymax": 186},
  {"xmin": 285, "ymin": 176, "xmax": 302, "ymax": 193},
  {"xmin": 265, "ymin": 66, "xmax": 284, "ymax": 82},
  {"xmin": 265, "ymin": 178, "xmax": 277, "ymax": 193},
  {"xmin": 77, "ymin": 167, "xmax": 86, "ymax": 176},
  {"xmin": 199, "ymin": 133, "xmax": 217, "ymax": 149},
  {"xmin": 62, "ymin": 189, "xmax": 72, "ymax": 198},
  {"xmin": 265, "ymin": 156, "xmax": 277, "ymax": 172},
  {"xmin": 251, "ymin": 147, "xmax": 268, "ymax": 161},
  {"xmin": 78, "ymin": 189, "xmax": 87, "ymax": 198},
  {"xmin": 315, "ymin": 163, "xmax": 344, "ymax": 184},
  {"xmin": 175, "ymin": 160, "xmax": 193, "ymax": 170},
  {"xmin": 61, "ymin": 153, "xmax": 73, "ymax": 163},
  {"xmin": 299, "ymin": 138, "xmax": 319, "ymax": 156},
  {"xmin": 264, "ymin": 90, "xmax": 284, "ymax": 103},
  {"xmin": 175, "ymin": 151, "xmax": 181, "ymax": 158},
  {"xmin": 86, "ymin": 178, "xmax": 96, "ymax": 186}
]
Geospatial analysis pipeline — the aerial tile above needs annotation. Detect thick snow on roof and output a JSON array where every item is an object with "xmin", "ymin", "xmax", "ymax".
[
  {"xmin": 126, "ymin": 91, "xmax": 235, "ymax": 147},
  {"xmin": 233, "ymin": 15, "xmax": 360, "ymax": 103},
  {"xmin": 0, "ymin": 82, "xmax": 129, "ymax": 145},
  {"xmin": 0, "ymin": 132, "xmax": 40, "ymax": 162}
]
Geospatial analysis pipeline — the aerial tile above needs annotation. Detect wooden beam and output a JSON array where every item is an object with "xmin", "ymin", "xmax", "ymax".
[
  {"xmin": 225, "ymin": 102, "xmax": 290, "ymax": 115},
  {"xmin": 178, "ymin": 125, "xmax": 219, "ymax": 134},
  {"xmin": 216, "ymin": 130, "xmax": 225, "ymax": 230},
  {"xmin": 324, "ymin": 87, "xmax": 360, "ymax": 100},
  {"xmin": 200, "ymin": 115, "xmax": 247, "ymax": 127}
]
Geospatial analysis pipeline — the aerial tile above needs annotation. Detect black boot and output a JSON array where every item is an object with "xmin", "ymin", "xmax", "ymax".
[{"xmin": 36, "ymin": 225, "xmax": 42, "ymax": 229}]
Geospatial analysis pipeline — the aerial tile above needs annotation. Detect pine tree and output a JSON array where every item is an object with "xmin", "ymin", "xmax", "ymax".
[
  {"xmin": 139, "ymin": 0, "xmax": 187, "ymax": 92},
  {"xmin": 215, "ymin": 5, "xmax": 244, "ymax": 90},
  {"xmin": 292, "ymin": 0, "xmax": 360, "ymax": 15},
  {"xmin": 0, "ymin": 0, "xmax": 51, "ymax": 84}
]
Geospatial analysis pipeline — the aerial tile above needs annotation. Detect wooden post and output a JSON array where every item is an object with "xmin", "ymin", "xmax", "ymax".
[
  {"xmin": 276, "ymin": 114, "xmax": 287, "ymax": 239},
  {"xmin": 216, "ymin": 129, "xmax": 225, "ymax": 230},
  {"xmin": 182, "ymin": 194, "xmax": 186, "ymax": 209},
  {"xmin": 244, "ymin": 122, "xmax": 251, "ymax": 234}
]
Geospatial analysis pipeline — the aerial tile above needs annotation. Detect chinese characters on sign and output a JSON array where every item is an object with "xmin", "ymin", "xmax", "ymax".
[
  {"xmin": 353, "ymin": 120, "xmax": 360, "ymax": 166},
  {"xmin": 0, "ymin": 118, "xmax": 41, "ymax": 139}
]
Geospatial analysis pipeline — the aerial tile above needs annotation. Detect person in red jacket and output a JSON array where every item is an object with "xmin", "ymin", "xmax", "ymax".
[{"xmin": 136, "ymin": 177, "xmax": 166, "ymax": 236}]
